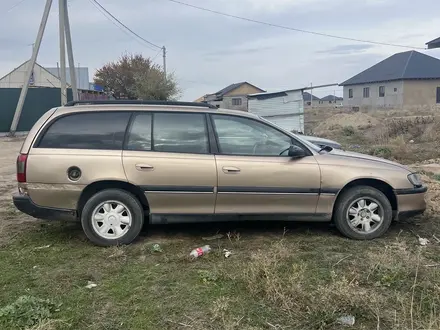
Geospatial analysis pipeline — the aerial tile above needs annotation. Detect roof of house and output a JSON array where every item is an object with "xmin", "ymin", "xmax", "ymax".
[
  {"xmin": 340, "ymin": 50, "xmax": 440, "ymax": 86},
  {"xmin": 302, "ymin": 91, "xmax": 321, "ymax": 101},
  {"xmin": 0, "ymin": 60, "xmax": 69, "ymax": 85},
  {"xmin": 320, "ymin": 95, "xmax": 343, "ymax": 101},
  {"xmin": 426, "ymin": 37, "xmax": 440, "ymax": 49},
  {"xmin": 215, "ymin": 81, "xmax": 265, "ymax": 96},
  {"xmin": 248, "ymin": 87, "xmax": 305, "ymax": 100}
]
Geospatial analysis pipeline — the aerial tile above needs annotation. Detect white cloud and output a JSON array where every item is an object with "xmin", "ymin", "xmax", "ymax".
[{"xmin": 1, "ymin": 0, "xmax": 440, "ymax": 101}]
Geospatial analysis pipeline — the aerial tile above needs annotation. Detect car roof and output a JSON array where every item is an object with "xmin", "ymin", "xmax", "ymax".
[{"xmin": 56, "ymin": 101, "xmax": 259, "ymax": 119}]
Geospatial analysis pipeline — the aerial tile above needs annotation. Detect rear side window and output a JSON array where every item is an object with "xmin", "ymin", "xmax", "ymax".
[
  {"xmin": 126, "ymin": 113, "xmax": 152, "ymax": 151},
  {"xmin": 38, "ymin": 112, "xmax": 131, "ymax": 150},
  {"xmin": 152, "ymin": 113, "xmax": 209, "ymax": 154}
]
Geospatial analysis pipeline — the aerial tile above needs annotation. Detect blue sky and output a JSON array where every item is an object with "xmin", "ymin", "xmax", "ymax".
[{"xmin": 1, "ymin": 0, "xmax": 440, "ymax": 100}]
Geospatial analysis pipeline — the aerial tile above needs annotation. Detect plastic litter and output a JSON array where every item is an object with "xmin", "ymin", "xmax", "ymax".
[
  {"xmin": 151, "ymin": 243, "xmax": 163, "ymax": 253},
  {"xmin": 85, "ymin": 281, "xmax": 97, "ymax": 289},
  {"xmin": 419, "ymin": 237, "xmax": 429, "ymax": 246},
  {"xmin": 337, "ymin": 315, "xmax": 355, "ymax": 326},
  {"xmin": 223, "ymin": 249, "xmax": 232, "ymax": 258},
  {"xmin": 190, "ymin": 245, "xmax": 211, "ymax": 258}
]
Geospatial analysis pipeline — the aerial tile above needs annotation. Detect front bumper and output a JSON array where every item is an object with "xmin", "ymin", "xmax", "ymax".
[
  {"xmin": 394, "ymin": 186, "xmax": 427, "ymax": 220},
  {"xmin": 13, "ymin": 194, "xmax": 77, "ymax": 221}
]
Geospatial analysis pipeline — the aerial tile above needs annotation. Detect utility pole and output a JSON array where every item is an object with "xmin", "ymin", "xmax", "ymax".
[
  {"xmin": 310, "ymin": 82, "xmax": 313, "ymax": 108},
  {"xmin": 162, "ymin": 46, "xmax": 167, "ymax": 77},
  {"xmin": 64, "ymin": 0, "xmax": 78, "ymax": 101},
  {"xmin": 9, "ymin": 0, "xmax": 53, "ymax": 135},
  {"xmin": 59, "ymin": 0, "xmax": 67, "ymax": 105}
]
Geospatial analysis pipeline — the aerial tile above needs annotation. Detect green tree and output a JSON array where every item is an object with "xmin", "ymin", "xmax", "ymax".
[{"xmin": 94, "ymin": 53, "xmax": 179, "ymax": 100}]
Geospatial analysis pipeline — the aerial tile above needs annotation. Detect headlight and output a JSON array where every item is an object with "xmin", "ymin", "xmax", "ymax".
[{"xmin": 408, "ymin": 173, "xmax": 423, "ymax": 187}]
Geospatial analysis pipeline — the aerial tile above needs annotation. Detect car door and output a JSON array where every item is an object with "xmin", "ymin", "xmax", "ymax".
[
  {"xmin": 123, "ymin": 111, "xmax": 217, "ymax": 214},
  {"xmin": 210, "ymin": 114, "xmax": 321, "ymax": 215}
]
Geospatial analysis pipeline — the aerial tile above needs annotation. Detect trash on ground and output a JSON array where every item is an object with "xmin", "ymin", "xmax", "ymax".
[
  {"xmin": 433, "ymin": 235, "xmax": 440, "ymax": 243},
  {"xmin": 337, "ymin": 315, "xmax": 355, "ymax": 326},
  {"xmin": 34, "ymin": 244, "xmax": 51, "ymax": 250},
  {"xmin": 202, "ymin": 234, "xmax": 224, "ymax": 241},
  {"xmin": 151, "ymin": 243, "xmax": 163, "ymax": 253},
  {"xmin": 409, "ymin": 140, "xmax": 415, "ymax": 143},
  {"xmin": 85, "ymin": 281, "xmax": 97, "ymax": 289},
  {"xmin": 223, "ymin": 249, "xmax": 232, "ymax": 258},
  {"xmin": 419, "ymin": 237, "xmax": 429, "ymax": 246},
  {"xmin": 190, "ymin": 245, "xmax": 211, "ymax": 258}
]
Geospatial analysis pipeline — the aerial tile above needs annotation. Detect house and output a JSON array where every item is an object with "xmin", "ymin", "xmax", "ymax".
[
  {"xmin": 426, "ymin": 37, "xmax": 440, "ymax": 49},
  {"xmin": 248, "ymin": 88, "xmax": 305, "ymax": 133},
  {"xmin": 302, "ymin": 91, "xmax": 321, "ymax": 107},
  {"xmin": 340, "ymin": 51, "xmax": 440, "ymax": 108},
  {"xmin": 320, "ymin": 95, "xmax": 343, "ymax": 105},
  {"xmin": 0, "ymin": 60, "xmax": 107, "ymax": 133},
  {"xmin": 199, "ymin": 82, "xmax": 265, "ymax": 111}
]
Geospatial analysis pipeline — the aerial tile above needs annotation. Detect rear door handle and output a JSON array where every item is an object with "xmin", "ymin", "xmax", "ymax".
[
  {"xmin": 222, "ymin": 166, "xmax": 240, "ymax": 174},
  {"xmin": 136, "ymin": 164, "xmax": 154, "ymax": 171}
]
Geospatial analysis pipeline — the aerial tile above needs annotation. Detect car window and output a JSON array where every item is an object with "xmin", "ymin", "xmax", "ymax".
[
  {"xmin": 153, "ymin": 112, "xmax": 209, "ymax": 154},
  {"xmin": 212, "ymin": 115, "xmax": 293, "ymax": 156},
  {"xmin": 38, "ymin": 112, "xmax": 130, "ymax": 150},
  {"xmin": 126, "ymin": 113, "xmax": 152, "ymax": 151}
]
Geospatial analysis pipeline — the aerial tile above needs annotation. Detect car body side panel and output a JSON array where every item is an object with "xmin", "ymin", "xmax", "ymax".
[
  {"xmin": 26, "ymin": 148, "xmax": 126, "ymax": 209},
  {"xmin": 214, "ymin": 155, "xmax": 321, "ymax": 214},
  {"xmin": 123, "ymin": 151, "xmax": 217, "ymax": 214}
]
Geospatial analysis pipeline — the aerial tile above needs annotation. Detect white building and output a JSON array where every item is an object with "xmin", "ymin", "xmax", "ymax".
[
  {"xmin": 0, "ymin": 61, "xmax": 69, "ymax": 89},
  {"xmin": 247, "ymin": 88, "xmax": 305, "ymax": 133}
]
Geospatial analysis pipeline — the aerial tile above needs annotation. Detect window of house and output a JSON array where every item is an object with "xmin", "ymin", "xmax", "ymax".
[
  {"xmin": 349, "ymin": 89, "xmax": 353, "ymax": 98},
  {"xmin": 379, "ymin": 86, "xmax": 385, "ymax": 97},
  {"xmin": 38, "ymin": 112, "xmax": 130, "ymax": 149},
  {"xmin": 436, "ymin": 87, "xmax": 440, "ymax": 104},
  {"xmin": 152, "ymin": 113, "xmax": 209, "ymax": 154},
  {"xmin": 329, "ymin": 101, "xmax": 332, "ymax": 104},
  {"xmin": 232, "ymin": 98, "xmax": 242, "ymax": 106},
  {"xmin": 363, "ymin": 87, "xmax": 370, "ymax": 98},
  {"xmin": 394, "ymin": 88, "xmax": 397, "ymax": 92},
  {"xmin": 306, "ymin": 101, "xmax": 311, "ymax": 106},
  {"xmin": 126, "ymin": 113, "xmax": 152, "ymax": 151},
  {"xmin": 212, "ymin": 115, "xmax": 294, "ymax": 156}
]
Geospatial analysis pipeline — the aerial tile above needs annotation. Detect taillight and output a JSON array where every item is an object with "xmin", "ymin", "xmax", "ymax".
[{"xmin": 16, "ymin": 154, "xmax": 28, "ymax": 183}]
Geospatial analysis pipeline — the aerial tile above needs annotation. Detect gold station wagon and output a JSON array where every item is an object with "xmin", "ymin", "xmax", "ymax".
[{"xmin": 13, "ymin": 100, "xmax": 427, "ymax": 246}]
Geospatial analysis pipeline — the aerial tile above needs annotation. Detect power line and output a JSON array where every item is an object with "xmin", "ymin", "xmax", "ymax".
[
  {"xmin": 165, "ymin": 0, "xmax": 425, "ymax": 50},
  {"xmin": 88, "ymin": 0, "xmax": 157, "ymax": 51},
  {"xmin": 91, "ymin": 0, "xmax": 162, "ymax": 50},
  {"xmin": 7, "ymin": 0, "xmax": 28, "ymax": 12}
]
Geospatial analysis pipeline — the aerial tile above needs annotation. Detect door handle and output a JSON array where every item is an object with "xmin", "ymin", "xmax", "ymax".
[
  {"xmin": 222, "ymin": 166, "xmax": 240, "ymax": 174},
  {"xmin": 135, "ymin": 164, "xmax": 154, "ymax": 171}
]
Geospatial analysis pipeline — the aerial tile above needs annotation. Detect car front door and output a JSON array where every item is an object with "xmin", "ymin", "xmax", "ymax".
[
  {"xmin": 211, "ymin": 114, "xmax": 321, "ymax": 215},
  {"xmin": 123, "ymin": 112, "xmax": 217, "ymax": 215}
]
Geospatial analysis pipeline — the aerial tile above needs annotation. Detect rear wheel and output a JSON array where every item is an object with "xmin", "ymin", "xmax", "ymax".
[
  {"xmin": 334, "ymin": 186, "xmax": 392, "ymax": 240},
  {"xmin": 81, "ymin": 189, "xmax": 144, "ymax": 246}
]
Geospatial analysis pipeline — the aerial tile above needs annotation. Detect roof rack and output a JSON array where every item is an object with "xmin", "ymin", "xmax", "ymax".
[{"xmin": 64, "ymin": 100, "xmax": 218, "ymax": 109}]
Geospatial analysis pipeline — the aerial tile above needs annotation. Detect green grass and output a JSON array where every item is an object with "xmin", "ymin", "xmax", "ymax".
[{"xmin": 1, "ymin": 209, "xmax": 440, "ymax": 330}]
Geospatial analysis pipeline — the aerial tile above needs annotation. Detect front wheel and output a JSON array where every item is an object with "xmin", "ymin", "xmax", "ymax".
[
  {"xmin": 81, "ymin": 189, "xmax": 144, "ymax": 246},
  {"xmin": 333, "ymin": 186, "xmax": 392, "ymax": 240}
]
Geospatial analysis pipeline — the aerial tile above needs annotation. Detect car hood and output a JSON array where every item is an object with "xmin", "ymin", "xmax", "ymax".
[
  {"xmin": 325, "ymin": 149, "xmax": 412, "ymax": 171},
  {"xmin": 298, "ymin": 135, "xmax": 342, "ymax": 149}
]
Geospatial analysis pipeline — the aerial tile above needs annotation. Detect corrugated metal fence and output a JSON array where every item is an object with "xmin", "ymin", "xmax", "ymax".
[{"xmin": 0, "ymin": 88, "xmax": 73, "ymax": 133}]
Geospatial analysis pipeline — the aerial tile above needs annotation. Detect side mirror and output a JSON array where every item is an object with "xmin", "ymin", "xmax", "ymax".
[{"xmin": 288, "ymin": 145, "xmax": 306, "ymax": 158}]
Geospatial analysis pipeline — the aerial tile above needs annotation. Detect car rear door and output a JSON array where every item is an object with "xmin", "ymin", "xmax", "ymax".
[
  {"xmin": 123, "ymin": 111, "xmax": 217, "ymax": 215},
  {"xmin": 210, "ymin": 114, "xmax": 321, "ymax": 215}
]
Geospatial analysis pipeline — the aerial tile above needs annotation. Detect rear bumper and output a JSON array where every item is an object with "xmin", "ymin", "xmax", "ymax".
[
  {"xmin": 13, "ymin": 194, "xmax": 77, "ymax": 221},
  {"xmin": 395, "ymin": 186, "xmax": 427, "ymax": 220}
]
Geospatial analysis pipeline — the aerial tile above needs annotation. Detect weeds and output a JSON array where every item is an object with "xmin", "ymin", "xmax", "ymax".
[{"xmin": 0, "ymin": 296, "xmax": 61, "ymax": 329}]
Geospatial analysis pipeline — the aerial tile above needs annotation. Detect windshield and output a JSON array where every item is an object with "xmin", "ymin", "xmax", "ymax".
[{"xmin": 257, "ymin": 116, "xmax": 321, "ymax": 153}]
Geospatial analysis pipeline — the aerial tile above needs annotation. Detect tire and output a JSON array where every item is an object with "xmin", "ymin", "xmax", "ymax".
[
  {"xmin": 81, "ymin": 189, "xmax": 144, "ymax": 246},
  {"xmin": 333, "ymin": 186, "xmax": 392, "ymax": 240}
]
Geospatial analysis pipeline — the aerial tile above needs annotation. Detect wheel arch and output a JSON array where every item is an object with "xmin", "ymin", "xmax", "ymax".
[
  {"xmin": 333, "ymin": 178, "xmax": 397, "ymax": 215},
  {"xmin": 77, "ymin": 180, "xmax": 149, "ymax": 216}
]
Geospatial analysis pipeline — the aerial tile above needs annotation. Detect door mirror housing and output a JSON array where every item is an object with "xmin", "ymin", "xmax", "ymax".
[{"xmin": 288, "ymin": 145, "xmax": 306, "ymax": 158}]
